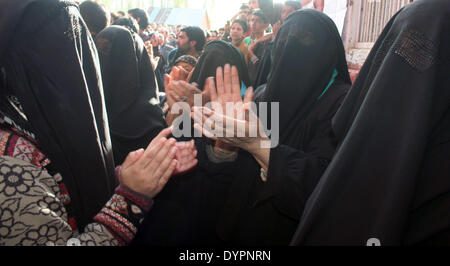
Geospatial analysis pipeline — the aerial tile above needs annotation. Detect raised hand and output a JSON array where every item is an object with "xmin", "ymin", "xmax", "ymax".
[
  {"xmin": 173, "ymin": 140, "xmax": 198, "ymax": 175},
  {"xmin": 120, "ymin": 127, "xmax": 177, "ymax": 198},
  {"xmin": 144, "ymin": 41, "xmax": 159, "ymax": 71},
  {"xmin": 191, "ymin": 64, "xmax": 268, "ymax": 153},
  {"xmin": 119, "ymin": 127, "xmax": 198, "ymax": 198},
  {"xmin": 206, "ymin": 64, "xmax": 251, "ymax": 111}
]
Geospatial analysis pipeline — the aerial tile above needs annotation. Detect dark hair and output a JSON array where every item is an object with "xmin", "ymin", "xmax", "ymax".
[
  {"xmin": 128, "ymin": 8, "xmax": 149, "ymax": 31},
  {"xmin": 240, "ymin": 4, "xmax": 250, "ymax": 10},
  {"xmin": 175, "ymin": 55, "xmax": 198, "ymax": 67},
  {"xmin": 118, "ymin": 11, "xmax": 126, "ymax": 16},
  {"xmin": 232, "ymin": 19, "xmax": 248, "ymax": 33},
  {"xmin": 180, "ymin": 26, "xmax": 206, "ymax": 52},
  {"xmin": 79, "ymin": 1, "xmax": 110, "ymax": 35},
  {"xmin": 113, "ymin": 17, "xmax": 139, "ymax": 33},
  {"xmin": 252, "ymin": 9, "xmax": 269, "ymax": 24},
  {"xmin": 285, "ymin": 1, "xmax": 302, "ymax": 10},
  {"xmin": 110, "ymin": 12, "xmax": 119, "ymax": 24}
]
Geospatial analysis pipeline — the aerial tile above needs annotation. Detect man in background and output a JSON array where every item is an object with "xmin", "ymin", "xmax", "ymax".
[
  {"xmin": 79, "ymin": 1, "xmax": 110, "ymax": 38},
  {"xmin": 167, "ymin": 26, "xmax": 206, "ymax": 72}
]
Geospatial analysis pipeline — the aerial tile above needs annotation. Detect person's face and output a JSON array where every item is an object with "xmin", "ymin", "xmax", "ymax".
[
  {"xmin": 175, "ymin": 61, "xmax": 194, "ymax": 74},
  {"xmin": 230, "ymin": 23, "xmax": 245, "ymax": 41},
  {"xmin": 281, "ymin": 5, "xmax": 296, "ymax": 22},
  {"xmin": 177, "ymin": 31, "xmax": 192, "ymax": 53},
  {"xmin": 249, "ymin": 0, "xmax": 259, "ymax": 9},
  {"xmin": 150, "ymin": 34, "xmax": 159, "ymax": 47},
  {"xmin": 211, "ymin": 31, "xmax": 218, "ymax": 39},
  {"xmin": 250, "ymin": 15, "xmax": 267, "ymax": 33}
]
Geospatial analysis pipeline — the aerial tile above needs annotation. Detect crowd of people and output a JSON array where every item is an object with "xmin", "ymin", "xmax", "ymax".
[{"xmin": 0, "ymin": 0, "xmax": 449, "ymax": 246}]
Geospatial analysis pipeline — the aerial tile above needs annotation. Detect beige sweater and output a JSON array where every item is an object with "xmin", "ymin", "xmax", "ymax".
[{"xmin": 0, "ymin": 127, "xmax": 152, "ymax": 246}]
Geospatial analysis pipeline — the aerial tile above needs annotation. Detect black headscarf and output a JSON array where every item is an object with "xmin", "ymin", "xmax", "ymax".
[
  {"xmin": 214, "ymin": 9, "xmax": 352, "ymax": 245},
  {"xmin": 189, "ymin": 40, "xmax": 250, "ymax": 91},
  {"xmin": 113, "ymin": 18, "xmax": 139, "ymax": 34},
  {"xmin": 260, "ymin": 9, "xmax": 351, "ymax": 148},
  {"xmin": 292, "ymin": 0, "xmax": 450, "ymax": 245},
  {"xmin": 0, "ymin": 0, "xmax": 117, "ymax": 230},
  {"xmin": 253, "ymin": 40, "xmax": 274, "ymax": 89},
  {"xmin": 95, "ymin": 26, "xmax": 166, "ymax": 165}
]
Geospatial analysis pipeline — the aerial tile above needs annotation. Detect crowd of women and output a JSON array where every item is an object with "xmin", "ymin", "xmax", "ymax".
[{"xmin": 0, "ymin": 0, "xmax": 449, "ymax": 246}]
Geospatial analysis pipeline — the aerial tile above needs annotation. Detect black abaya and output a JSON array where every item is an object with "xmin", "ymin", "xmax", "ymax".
[
  {"xmin": 0, "ymin": 0, "xmax": 117, "ymax": 230},
  {"xmin": 95, "ymin": 26, "xmax": 166, "ymax": 165},
  {"xmin": 217, "ymin": 9, "xmax": 352, "ymax": 245},
  {"xmin": 132, "ymin": 40, "xmax": 251, "ymax": 246},
  {"xmin": 292, "ymin": 0, "xmax": 450, "ymax": 245}
]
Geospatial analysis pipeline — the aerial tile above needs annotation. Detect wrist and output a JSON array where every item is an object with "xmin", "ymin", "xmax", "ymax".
[
  {"xmin": 252, "ymin": 146, "xmax": 270, "ymax": 171},
  {"xmin": 115, "ymin": 184, "xmax": 154, "ymax": 212}
]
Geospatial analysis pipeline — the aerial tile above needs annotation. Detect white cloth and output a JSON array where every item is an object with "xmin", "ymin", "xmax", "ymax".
[{"xmin": 323, "ymin": 0, "xmax": 348, "ymax": 35}]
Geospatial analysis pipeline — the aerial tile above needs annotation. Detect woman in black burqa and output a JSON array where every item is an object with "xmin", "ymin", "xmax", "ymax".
[
  {"xmin": 291, "ymin": 0, "xmax": 450, "ymax": 245},
  {"xmin": 95, "ymin": 25, "xmax": 167, "ymax": 165},
  {"xmin": 132, "ymin": 40, "xmax": 252, "ymax": 246},
  {"xmin": 190, "ymin": 9, "xmax": 352, "ymax": 245},
  {"xmin": 0, "ymin": 0, "xmax": 117, "ymax": 230},
  {"xmin": 189, "ymin": 40, "xmax": 250, "ymax": 92},
  {"xmin": 218, "ymin": 9, "xmax": 351, "ymax": 245}
]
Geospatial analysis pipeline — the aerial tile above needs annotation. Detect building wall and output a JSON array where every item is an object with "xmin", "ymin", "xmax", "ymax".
[{"xmin": 341, "ymin": 0, "xmax": 414, "ymax": 82}]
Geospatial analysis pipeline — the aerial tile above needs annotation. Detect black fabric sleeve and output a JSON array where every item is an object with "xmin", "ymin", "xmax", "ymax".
[{"xmin": 255, "ymin": 144, "xmax": 329, "ymax": 221}]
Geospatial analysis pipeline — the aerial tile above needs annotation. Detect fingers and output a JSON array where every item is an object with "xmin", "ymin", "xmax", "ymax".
[
  {"xmin": 135, "ymin": 127, "xmax": 173, "ymax": 169},
  {"xmin": 192, "ymin": 106, "xmax": 214, "ymax": 128},
  {"xmin": 231, "ymin": 66, "xmax": 242, "ymax": 102},
  {"xmin": 175, "ymin": 157, "xmax": 198, "ymax": 174},
  {"xmin": 166, "ymin": 90, "xmax": 177, "ymax": 107},
  {"xmin": 207, "ymin": 77, "xmax": 218, "ymax": 102},
  {"xmin": 156, "ymin": 126, "xmax": 174, "ymax": 139},
  {"xmin": 170, "ymin": 80, "xmax": 200, "ymax": 99},
  {"xmin": 223, "ymin": 64, "xmax": 232, "ymax": 99},
  {"xmin": 122, "ymin": 148, "xmax": 145, "ymax": 169},
  {"xmin": 157, "ymin": 159, "xmax": 178, "ymax": 189},
  {"xmin": 145, "ymin": 138, "xmax": 177, "ymax": 172},
  {"xmin": 193, "ymin": 123, "xmax": 218, "ymax": 140},
  {"xmin": 178, "ymin": 67, "xmax": 189, "ymax": 81},
  {"xmin": 244, "ymin": 86, "xmax": 254, "ymax": 104},
  {"xmin": 164, "ymin": 74, "xmax": 172, "ymax": 89},
  {"xmin": 152, "ymin": 142, "xmax": 177, "ymax": 180},
  {"xmin": 175, "ymin": 146, "xmax": 197, "ymax": 172},
  {"xmin": 215, "ymin": 66, "xmax": 224, "ymax": 101},
  {"xmin": 172, "ymin": 66, "xmax": 181, "ymax": 80},
  {"xmin": 135, "ymin": 136, "xmax": 168, "ymax": 169}
]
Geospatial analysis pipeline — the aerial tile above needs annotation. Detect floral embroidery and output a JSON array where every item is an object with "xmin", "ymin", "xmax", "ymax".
[
  {"xmin": 0, "ymin": 164, "xmax": 35, "ymax": 197},
  {"xmin": 19, "ymin": 224, "xmax": 60, "ymax": 246},
  {"xmin": 0, "ymin": 126, "xmax": 152, "ymax": 245}
]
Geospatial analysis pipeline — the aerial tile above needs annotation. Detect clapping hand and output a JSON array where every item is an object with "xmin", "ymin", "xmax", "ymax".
[{"xmin": 120, "ymin": 127, "xmax": 198, "ymax": 198}]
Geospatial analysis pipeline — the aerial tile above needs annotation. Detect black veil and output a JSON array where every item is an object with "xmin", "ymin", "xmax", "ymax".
[
  {"xmin": 0, "ymin": 0, "xmax": 117, "ymax": 230},
  {"xmin": 292, "ymin": 0, "xmax": 450, "ymax": 245}
]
